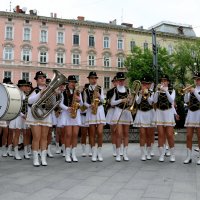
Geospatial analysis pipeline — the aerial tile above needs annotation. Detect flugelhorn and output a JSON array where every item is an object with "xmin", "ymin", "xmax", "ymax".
[{"xmin": 178, "ymin": 85, "xmax": 194, "ymax": 95}]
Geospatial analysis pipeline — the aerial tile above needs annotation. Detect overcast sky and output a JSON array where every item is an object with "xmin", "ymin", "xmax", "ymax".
[{"xmin": 1, "ymin": 0, "xmax": 200, "ymax": 36}]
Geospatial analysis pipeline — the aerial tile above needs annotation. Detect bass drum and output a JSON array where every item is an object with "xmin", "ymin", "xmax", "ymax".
[{"xmin": 0, "ymin": 83, "xmax": 22, "ymax": 121}]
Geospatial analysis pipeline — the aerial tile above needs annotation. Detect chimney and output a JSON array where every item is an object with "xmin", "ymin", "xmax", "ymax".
[
  {"xmin": 77, "ymin": 16, "xmax": 85, "ymax": 21},
  {"xmin": 50, "ymin": 13, "xmax": 53, "ymax": 18},
  {"xmin": 121, "ymin": 22, "xmax": 133, "ymax": 28},
  {"xmin": 54, "ymin": 13, "xmax": 57, "ymax": 18}
]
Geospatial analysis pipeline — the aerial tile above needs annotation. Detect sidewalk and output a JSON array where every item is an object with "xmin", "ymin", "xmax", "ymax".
[{"xmin": 0, "ymin": 143, "xmax": 199, "ymax": 200}]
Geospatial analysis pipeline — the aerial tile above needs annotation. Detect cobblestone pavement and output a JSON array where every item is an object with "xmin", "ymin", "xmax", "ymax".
[{"xmin": 0, "ymin": 143, "xmax": 200, "ymax": 200}]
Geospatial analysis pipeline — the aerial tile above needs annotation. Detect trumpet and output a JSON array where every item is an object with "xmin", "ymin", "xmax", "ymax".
[
  {"xmin": 178, "ymin": 85, "xmax": 194, "ymax": 95},
  {"xmin": 143, "ymin": 88, "xmax": 149, "ymax": 99}
]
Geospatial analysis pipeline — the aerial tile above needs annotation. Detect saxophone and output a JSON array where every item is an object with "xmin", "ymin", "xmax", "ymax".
[
  {"xmin": 91, "ymin": 85, "xmax": 100, "ymax": 115},
  {"xmin": 70, "ymin": 85, "xmax": 80, "ymax": 119}
]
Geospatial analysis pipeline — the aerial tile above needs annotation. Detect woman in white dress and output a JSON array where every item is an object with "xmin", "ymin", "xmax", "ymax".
[
  {"xmin": 110, "ymin": 72, "xmax": 133, "ymax": 162},
  {"xmin": 184, "ymin": 72, "xmax": 200, "ymax": 164},
  {"xmin": 84, "ymin": 71, "xmax": 106, "ymax": 162},
  {"xmin": 60, "ymin": 75, "xmax": 82, "ymax": 162},
  {"xmin": 26, "ymin": 71, "xmax": 52, "ymax": 167},
  {"xmin": 153, "ymin": 74, "xmax": 176, "ymax": 162},
  {"xmin": 133, "ymin": 76, "xmax": 155, "ymax": 161}
]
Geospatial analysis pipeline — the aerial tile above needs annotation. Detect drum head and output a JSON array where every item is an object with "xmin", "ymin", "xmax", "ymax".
[{"xmin": 0, "ymin": 85, "xmax": 9, "ymax": 118}]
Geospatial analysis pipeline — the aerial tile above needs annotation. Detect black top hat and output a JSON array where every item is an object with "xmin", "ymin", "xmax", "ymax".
[
  {"xmin": 111, "ymin": 76, "xmax": 117, "ymax": 82},
  {"xmin": 87, "ymin": 71, "xmax": 98, "ymax": 78},
  {"xmin": 17, "ymin": 80, "xmax": 28, "ymax": 87},
  {"xmin": 193, "ymin": 72, "xmax": 200, "ymax": 79},
  {"xmin": 116, "ymin": 72, "xmax": 126, "ymax": 80},
  {"xmin": 68, "ymin": 75, "xmax": 77, "ymax": 83},
  {"xmin": 46, "ymin": 78, "xmax": 51, "ymax": 84},
  {"xmin": 141, "ymin": 75, "xmax": 152, "ymax": 83},
  {"xmin": 3, "ymin": 77, "xmax": 13, "ymax": 84},
  {"xmin": 26, "ymin": 81, "xmax": 33, "ymax": 87},
  {"xmin": 34, "ymin": 71, "xmax": 47, "ymax": 80},
  {"xmin": 159, "ymin": 74, "xmax": 169, "ymax": 81}
]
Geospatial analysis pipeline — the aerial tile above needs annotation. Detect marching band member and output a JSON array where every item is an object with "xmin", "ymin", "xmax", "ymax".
[
  {"xmin": 184, "ymin": 72, "xmax": 200, "ymax": 164},
  {"xmin": 153, "ymin": 74, "xmax": 176, "ymax": 162},
  {"xmin": 26, "ymin": 71, "xmax": 52, "ymax": 167},
  {"xmin": 60, "ymin": 75, "xmax": 82, "ymax": 162},
  {"xmin": 133, "ymin": 76, "xmax": 155, "ymax": 161},
  {"xmin": 84, "ymin": 71, "xmax": 106, "ymax": 162},
  {"xmin": 105, "ymin": 76, "xmax": 118, "ymax": 157},
  {"xmin": 9, "ymin": 80, "xmax": 28, "ymax": 160},
  {"xmin": 110, "ymin": 72, "xmax": 133, "ymax": 162}
]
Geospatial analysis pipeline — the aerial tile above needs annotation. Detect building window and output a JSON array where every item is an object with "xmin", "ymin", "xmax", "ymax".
[
  {"xmin": 22, "ymin": 72, "xmax": 29, "ymax": 81},
  {"xmin": 72, "ymin": 53, "xmax": 80, "ymax": 65},
  {"xmin": 130, "ymin": 40, "xmax": 136, "ymax": 51},
  {"xmin": 104, "ymin": 77, "xmax": 110, "ymax": 89},
  {"xmin": 104, "ymin": 55, "xmax": 110, "ymax": 67},
  {"xmin": 3, "ymin": 47, "xmax": 13, "ymax": 60},
  {"xmin": 73, "ymin": 34, "xmax": 79, "ymax": 45},
  {"xmin": 117, "ymin": 57, "xmax": 124, "ymax": 68},
  {"xmin": 168, "ymin": 45, "xmax": 173, "ymax": 55},
  {"xmin": 57, "ymin": 52, "xmax": 64, "ymax": 64},
  {"xmin": 144, "ymin": 42, "xmax": 148, "ymax": 50},
  {"xmin": 88, "ymin": 55, "xmax": 95, "ymax": 66},
  {"xmin": 103, "ymin": 36, "xmax": 109, "ymax": 48},
  {"xmin": 117, "ymin": 39, "xmax": 123, "ymax": 50},
  {"xmin": 40, "ymin": 51, "xmax": 47, "ymax": 63},
  {"xmin": 57, "ymin": 32, "xmax": 64, "ymax": 44},
  {"xmin": 4, "ymin": 71, "xmax": 11, "ymax": 79},
  {"xmin": 23, "ymin": 28, "xmax": 31, "ymax": 41},
  {"xmin": 22, "ymin": 49, "xmax": 31, "ymax": 62},
  {"xmin": 40, "ymin": 30, "xmax": 48, "ymax": 43},
  {"xmin": 89, "ymin": 35, "xmax": 95, "ymax": 47},
  {"xmin": 5, "ymin": 26, "xmax": 13, "ymax": 40},
  {"xmin": 74, "ymin": 75, "xmax": 79, "ymax": 82}
]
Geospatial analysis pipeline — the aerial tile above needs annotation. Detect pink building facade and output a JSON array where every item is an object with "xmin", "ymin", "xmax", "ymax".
[{"xmin": 0, "ymin": 9, "xmax": 127, "ymax": 89}]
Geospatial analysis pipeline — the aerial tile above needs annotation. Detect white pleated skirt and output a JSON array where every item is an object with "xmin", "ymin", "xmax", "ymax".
[
  {"xmin": 60, "ymin": 109, "xmax": 81, "ymax": 126},
  {"xmin": 85, "ymin": 105, "xmax": 106, "ymax": 125},
  {"xmin": 106, "ymin": 108, "xmax": 115, "ymax": 124},
  {"xmin": 9, "ymin": 115, "xmax": 26, "ymax": 129},
  {"xmin": 185, "ymin": 109, "xmax": 200, "ymax": 127},
  {"xmin": 154, "ymin": 108, "xmax": 175, "ymax": 126},
  {"xmin": 0, "ymin": 120, "xmax": 8, "ymax": 128},
  {"xmin": 80, "ymin": 113, "xmax": 89, "ymax": 127},
  {"xmin": 26, "ymin": 107, "xmax": 52, "ymax": 127},
  {"xmin": 133, "ymin": 109, "xmax": 155, "ymax": 127},
  {"xmin": 110, "ymin": 107, "xmax": 133, "ymax": 125}
]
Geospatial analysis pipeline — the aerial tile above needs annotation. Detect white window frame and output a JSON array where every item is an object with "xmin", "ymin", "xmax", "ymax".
[
  {"xmin": 73, "ymin": 34, "xmax": 80, "ymax": 46},
  {"xmin": 103, "ymin": 55, "xmax": 110, "ymax": 67},
  {"xmin": 117, "ymin": 39, "xmax": 123, "ymax": 50},
  {"xmin": 144, "ymin": 42, "xmax": 148, "ymax": 50},
  {"xmin": 103, "ymin": 36, "xmax": 110, "ymax": 48},
  {"xmin": 56, "ymin": 51, "xmax": 65, "ymax": 65},
  {"xmin": 168, "ymin": 44, "xmax": 174, "ymax": 55},
  {"xmin": 4, "ymin": 71, "xmax": 12, "ymax": 79},
  {"xmin": 40, "ymin": 30, "xmax": 48, "ymax": 43},
  {"xmin": 130, "ymin": 40, "xmax": 136, "ymax": 50},
  {"xmin": 117, "ymin": 57, "xmax": 124, "ymax": 68},
  {"xmin": 39, "ymin": 51, "xmax": 48, "ymax": 64},
  {"xmin": 57, "ymin": 31, "xmax": 64, "ymax": 44},
  {"xmin": 21, "ymin": 48, "xmax": 31, "ymax": 62},
  {"xmin": 72, "ymin": 53, "xmax": 80, "ymax": 65},
  {"xmin": 5, "ymin": 26, "xmax": 14, "ymax": 40},
  {"xmin": 104, "ymin": 76, "xmax": 110, "ymax": 89},
  {"xmin": 88, "ymin": 54, "xmax": 95, "ymax": 66},
  {"xmin": 3, "ymin": 47, "xmax": 14, "ymax": 60},
  {"xmin": 21, "ymin": 72, "xmax": 30, "ymax": 81},
  {"xmin": 23, "ymin": 27, "xmax": 31, "ymax": 41},
  {"xmin": 88, "ymin": 35, "xmax": 95, "ymax": 47}
]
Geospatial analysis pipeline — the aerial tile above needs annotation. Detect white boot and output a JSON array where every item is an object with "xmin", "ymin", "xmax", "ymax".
[
  {"xmin": 169, "ymin": 147, "xmax": 175, "ymax": 162},
  {"xmin": 33, "ymin": 151, "xmax": 40, "ymax": 167},
  {"xmin": 120, "ymin": 144, "xmax": 124, "ymax": 156},
  {"xmin": 115, "ymin": 148, "xmax": 121, "ymax": 162},
  {"xmin": 123, "ymin": 146, "xmax": 129, "ymax": 161},
  {"xmin": 158, "ymin": 147, "xmax": 165, "ymax": 162},
  {"xmin": 47, "ymin": 144, "xmax": 54, "ymax": 158},
  {"xmin": 7, "ymin": 144, "xmax": 13, "ymax": 157},
  {"xmin": 62, "ymin": 144, "xmax": 65, "ymax": 157},
  {"xmin": 81, "ymin": 144, "xmax": 86, "ymax": 157},
  {"xmin": 71, "ymin": 147, "xmax": 78, "ymax": 162},
  {"xmin": 97, "ymin": 147, "xmax": 103, "ymax": 162},
  {"xmin": 146, "ymin": 147, "xmax": 152, "ymax": 160},
  {"xmin": 14, "ymin": 146, "xmax": 22, "ymax": 160},
  {"xmin": 140, "ymin": 146, "xmax": 146, "ymax": 161},
  {"xmin": 150, "ymin": 143, "xmax": 155, "ymax": 156},
  {"xmin": 41, "ymin": 150, "xmax": 47, "ymax": 166},
  {"xmin": 55, "ymin": 142, "xmax": 60, "ymax": 154},
  {"xmin": 184, "ymin": 148, "xmax": 192, "ymax": 164},
  {"xmin": 91, "ymin": 147, "xmax": 97, "ymax": 162},
  {"xmin": 112, "ymin": 144, "xmax": 117, "ymax": 157},
  {"xmin": 27, "ymin": 144, "xmax": 32, "ymax": 155},
  {"xmin": 88, "ymin": 145, "xmax": 92, "ymax": 157},
  {"xmin": 65, "ymin": 148, "xmax": 71, "ymax": 163},
  {"xmin": 24, "ymin": 146, "xmax": 30, "ymax": 159},
  {"xmin": 2, "ymin": 145, "xmax": 7, "ymax": 157}
]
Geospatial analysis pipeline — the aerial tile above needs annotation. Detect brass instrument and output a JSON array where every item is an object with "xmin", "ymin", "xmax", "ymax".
[
  {"xmin": 70, "ymin": 84, "xmax": 80, "ymax": 118},
  {"xmin": 178, "ymin": 85, "xmax": 194, "ymax": 95},
  {"xmin": 31, "ymin": 70, "xmax": 67, "ymax": 120},
  {"xmin": 143, "ymin": 88, "xmax": 149, "ymax": 100},
  {"xmin": 91, "ymin": 85, "xmax": 100, "ymax": 115}
]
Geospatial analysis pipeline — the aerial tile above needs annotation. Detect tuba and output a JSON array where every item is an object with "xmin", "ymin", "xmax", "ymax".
[
  {"xmin": 91, "ymin": 85, "xmax": 100, "ymax": 115},
  {"xmin": 31, "ymin": 70, "xmax": 67, "ymax": 120},
  {"xmin": 70, "ymin": 84, "xmax": 80, "ymax": 119}
]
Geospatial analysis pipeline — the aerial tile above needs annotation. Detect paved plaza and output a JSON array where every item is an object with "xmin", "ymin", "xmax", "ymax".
[{"xmin": 0, "ymin": 143, "xmax": 200, "ymax": 200}]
